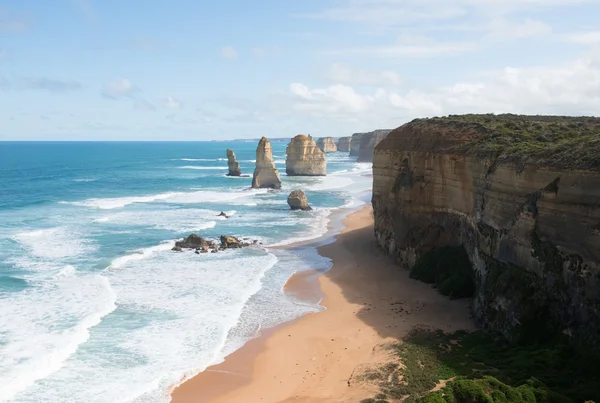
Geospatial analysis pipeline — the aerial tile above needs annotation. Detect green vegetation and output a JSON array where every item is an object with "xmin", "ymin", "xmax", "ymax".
[
  {"xmin": 410, "ymin": 114, "xmax": 600, "ymax": 169},
  {"xmin": 360, "ymin": 328, "xmax": 600, "ymax": 403},
  {"xmin": 409, "ymin": 246, "xmax": 475, "ymax": 299}
]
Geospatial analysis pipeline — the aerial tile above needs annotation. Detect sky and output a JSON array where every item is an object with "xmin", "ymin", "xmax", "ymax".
[{"xmin": 1, "ymin": 0, "xmax": 600, "ymax": 140}]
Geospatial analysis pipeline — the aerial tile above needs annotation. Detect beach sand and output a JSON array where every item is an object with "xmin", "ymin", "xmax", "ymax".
[{"xmin": 171, "ymin": 205, "xmax": 475, "ymax": 403}]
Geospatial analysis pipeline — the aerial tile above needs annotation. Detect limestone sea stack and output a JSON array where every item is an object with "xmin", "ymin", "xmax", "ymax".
[
  {"xmin": 316, "ymin": 137, "xmax": 337, "ymax": 153},
  {"xmin": 286, "ymin": 134, "xmax": 326, "ymax": 176},
  {"xmin": 226, "ymin": 149, "xmax": 241, "ymax": 176},
  {"xmin": 357, "ymin": 129, "xmax": 392, "ymax": 162},
  {"xmin": 337, "ymin": 136, "xmax": 352, "ymax": 152},
  {"xmin": 372, "ymin": 114, "xmax": 600, "ymax": 355},
  {"xmin": 251, "ymin": 137, "xmax": 282, "ymax": 189},
  {"xmin": 287, "ymin": 190, "xmax": 312, "ymax": 211}
]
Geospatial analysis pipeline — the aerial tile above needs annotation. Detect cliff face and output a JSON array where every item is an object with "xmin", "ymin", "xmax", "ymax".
[
  {"xmin": 337, "ymin": 136, "xmax": 352, "ymax": 152},
  {"xmin": 357, "ymin": 130, "xmax": 391, "ymax": 162},
  {"xmin": 286, "ymin": 134, "xmax": 327, "ymax": 176},
  {"xmin": 349, "ymin": 133, "xmax": 364, "ymax": 156},
  {"xmin": 372, "ymin": 115, "xmax": 600, "ymax": 354},
  {"xmin": 252, "ymin": 137, "xmax": 281, "ymax": 189},
  {"xmin": 226, "ymin": 149, "xmax": 241, "ymax": 176},
  {"xmin": 316, "ymin": 137, "xmax": 338, "ymax": 153}
]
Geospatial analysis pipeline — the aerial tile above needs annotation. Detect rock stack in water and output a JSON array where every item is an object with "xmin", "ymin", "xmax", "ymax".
[
  {"xmin": 251, "ymin": 137, "xmax": 282, "ymax": 189},
  {"xmin": 287, "ymin": 190, "xmax": 312, "ymax": 211},
  {"xmin": 226, "ymin": 149, "xmax": 241, "ymax": 176},
  {"xmin": 316, "ymin": 137, "xmax": 338, "ymax": 153},
  {"xmin": 286, "ymin": 134, "xmax": 326, "ymax": 176},
  {"xmin": 357, "ymin": 129, "xmax": 392, "ymax": 162},
  {"xmin": 337, "ymin": 136, "xmax": 352, "ymax": 152}
]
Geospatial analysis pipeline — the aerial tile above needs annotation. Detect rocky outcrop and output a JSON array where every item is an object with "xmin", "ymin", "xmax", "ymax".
[
  {"xmin": 357, "ymin": 130, "xmax": 391, "ymax": 162},
  {"xmin": 226, "ymin": 149, "xmax": 241, "ymax": 176},
  {"xmin": 337, "ymin": 136, "xmax": 352, "ymax": 152},
  {"xmin": 372, "ymin": 114, "xmax": 600, "ymax": 355},
  {"xmin": 252, "ymin": 137, "xmax": 282, "ymax": 189},
  {"xmin": 172, "ymin": 233, "xmax": 251, "ymax": 253},
  {"xmin": 287, "ymin": 190, "xmax": 312, "ymax": 211},
  {"xmin": 286, "ymin": 135, "xmax": 326, "ymax": 176},
  {"xmin": 316, "ymin": 137, "xmax": 337, "ymax": 153}
]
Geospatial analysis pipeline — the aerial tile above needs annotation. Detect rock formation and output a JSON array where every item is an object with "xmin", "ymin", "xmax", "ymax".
[
  {"xmin": 316, "ymin": 137, "xmax": 338, "ymax": 153},
  {"xmin": 287, "ymin": 190, "xmax": 312, "ymax": 211},
  {"xmin": 252, "ymin": 137, "xmax": 282, "ymax": 189},
  {"xmin": 371, "ymin": 114, "xmax": 600, "ymax": 355},
  {"xmin": 286, "ymin": 135, "xmax": 326, "ymax": 176},
  {"xmin": 357, "ymin": 130, "xmax": 391, "ymax": 162},
  {"xmin": 226, "ymin": 149, "xmax": 241, "ymax": 176},
  {"xmin": 349, "ymin": 133, "xmax": 364, "ymax": 156},
  {"xmin": 337, "ymin": 136, "xmax": 352, "ymax": 152},
  {"xmin": 173, "ymin": 233, "xmax": 251, "ymax": 253}
]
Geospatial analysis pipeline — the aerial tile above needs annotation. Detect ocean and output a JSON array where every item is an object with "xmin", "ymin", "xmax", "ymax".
[{"xmin": 0, "ymin": 141, "xmax": 372, "ymax": 403}]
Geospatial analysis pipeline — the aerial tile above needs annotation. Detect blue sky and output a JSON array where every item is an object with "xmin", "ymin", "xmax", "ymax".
[{"xmin": 1, "ymin": 0, "xmax": 600, "ymax": 140}]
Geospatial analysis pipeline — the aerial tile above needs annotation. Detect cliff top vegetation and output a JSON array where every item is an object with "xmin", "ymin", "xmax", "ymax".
[{"xmin": 406, "ymin": 114, "xmax": 600, "ymax": 170}]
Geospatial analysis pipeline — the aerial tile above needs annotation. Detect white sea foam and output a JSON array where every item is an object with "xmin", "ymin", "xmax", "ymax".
[
  {"xmin": 12, "ymin": 227, "xmax": 96, "ymax": 260},
  {"xmin": 92, "ymin": 209, "xmax": 219, "ymax": 233},
  {"xmin": 72, "ymin": 178, "xmax": 97, "ymax": 183},
  {"xmin": 61, "ymin": 192, "xmax": 179, "ymax": 210},
  {"xmin": 176, "ymin": 158, "xmax": 214, "ymax": 162},
  {"xmin": 178, "ymin": 166, "xmax": 228, "ymax": 170},
  {"xmin": 0, "ymin": 274, "xmax": 117, "ymax": 401}
]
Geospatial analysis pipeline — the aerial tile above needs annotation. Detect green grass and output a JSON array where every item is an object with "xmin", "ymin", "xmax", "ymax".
[
  {"xmin": 409, "ymin": 246, "xmax": 475, "ymax": 300},
  {"xmin": 409, "ymin": 114, "xmax": 600, "ymax": 170},
  {"xmin": 359, "ymin": 328, "xmax": 600, "ymax": 402}
]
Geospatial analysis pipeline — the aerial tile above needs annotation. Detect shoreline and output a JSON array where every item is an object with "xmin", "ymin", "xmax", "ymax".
[{"xmin": 171, "ymin": 205, "xmax": 475, "ymax": 402}]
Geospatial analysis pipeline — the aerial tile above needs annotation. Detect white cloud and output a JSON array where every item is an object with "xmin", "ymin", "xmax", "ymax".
[
  {"xmin": 220, "ymin": 46, "xmax": 238, "ymax": 59},
  {"xmin": 324, "ymin": 42, "xmax": 476, "ymax": 58},
  {"xmin": 326, "ymin": 63, "xmax": 401, "ymax": 86},
  {"xmin": 101, "ymin": 78, "xmax": 138, "ymax": 99},
  {"xmin": 566, "ymin": 30, "xmax": 600, "ymax": 45},
  {"xmin": 163, "ymin": 96, "xmax": 182, "ymax": 110},
  {"xmin": 485, "ymin": 18, "xmax": 552, "ymax": 39},
  {"xmin": 285, "ymin": 49, "xmax": 600, "ymax": 122},
  {"xmin": 252, "ymin": 47, "xmax": 266, "ymax": 57}
]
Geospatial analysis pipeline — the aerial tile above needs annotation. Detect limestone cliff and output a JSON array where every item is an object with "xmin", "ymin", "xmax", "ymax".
[
  {"xmin": 372, "ymin": 114, "xmax": 600, "ymax": 354},
  {"xmin": 316, "ymin": 137, "xmax": 338, "ymax": 153},
  {"xmin": 252, "ymin": 137, "xmax": 281, "ymax": 189},
  {"xmin": 337, "ymin": 136, "xmax": 352, "ymax": 152},
  {"xmin": 357, "ymin": 130, "xmax": 391, "ymax": 162},
  {"xmin": 286, "ymin": 135, "xmax": 327, "ymax": 176},
  {"xmin": 349, "ymin": 133, "xmax": 364, "ymax": 156},
  {"xmin": 226, "ymin": 148, "xmax": 241, "ymax": 176}
]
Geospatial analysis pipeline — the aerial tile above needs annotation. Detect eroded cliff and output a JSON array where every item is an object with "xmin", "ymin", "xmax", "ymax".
[
  {"xmin": 372, "ymin": 114, "xmax": 600, "ymax": 354},
  {"xmin": 226, "ymin": 148, "xmax": 241, "ymax": 176},
  {"xmin": 337, "ymin": 136, "xmax": 352, "ymax": 152},
  {"xmin": 316, "ymin": 137, "xmax": 338, "ymax": 153},
  {"xmin": 357, "ymin": 129, "xmax": 391, "ymax": 162},
  {"xmin": 286, "ymin": 134, "xmax": 327, "ymax": 176},
  {"xmin": 252, "ymin": 137, "xmax": 281, "ymax": 189}
]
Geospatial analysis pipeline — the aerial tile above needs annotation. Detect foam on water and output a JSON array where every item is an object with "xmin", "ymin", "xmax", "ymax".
[
  {"xmin": 92, "ymin": 209, "xmax": 219, "ymax": 233},
  {"xmin": 12, "ymin": 227, "xmax": 96, "ymax": 261},
  {"xmin": 177, "ymin": 166, "xmax": 228, "ymax": 170},
  {"xmin": 0, "ymin": 274, "xmax": 117, "ymax": 401},
  {"xmin": 62, "ymin": 193, "xmax": 179, "ymax": 210}
]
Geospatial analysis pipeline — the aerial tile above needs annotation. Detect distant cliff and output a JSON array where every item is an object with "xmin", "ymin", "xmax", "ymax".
[
  {"xmin": 372, "ymin": 114, "xmax": 600, "ymax": 354},
  {"xmin": 349, "ymin": 130, "xmax": 391, "ymax": 161},
  {"xmin": 316, "ymin": 137, "xmax": 337, "ymax": 153},
  {"xmin": 337, "ymin": 136, "xmax": 352, "ymax": 152}
]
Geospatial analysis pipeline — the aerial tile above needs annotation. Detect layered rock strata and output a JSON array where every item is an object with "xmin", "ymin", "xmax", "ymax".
[
  {"xmin": 316, "ymin": 137, "xmax": 338, "ymax": 153},
  {"xmin": 372, "ymin": 114, "xmax": 600, "ymax": 354},
  {"xmin": 349, "ymin": 133, "xmax": 364, "ymax": 156},
  {"xmin": 337, "ymin": 136, "xmax": 352, "ymax": 152},
  {"xmin": 252, "ymin": 137, "xmax": 282, "ymax": 189},
  {"xmin": 287, "ymin": 190, "xmax": 312, "ymax": 211},
  {"xmin": 286, "ymin": 135, "xmax": 326, "ymax": 176},
  {"xmin": 226, "ymin": 149, "xmax": 241, "ymax": 176}
]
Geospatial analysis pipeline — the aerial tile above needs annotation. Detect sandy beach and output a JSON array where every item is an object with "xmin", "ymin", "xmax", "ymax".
[{"xmin": 171, "ymin": 205, "xmax": 475, "ymax": 403}]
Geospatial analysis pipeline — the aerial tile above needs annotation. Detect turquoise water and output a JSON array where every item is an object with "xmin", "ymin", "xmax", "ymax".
[{"xmin": 0, "ymin": 141, "xmax": 372, "ymax": 403}]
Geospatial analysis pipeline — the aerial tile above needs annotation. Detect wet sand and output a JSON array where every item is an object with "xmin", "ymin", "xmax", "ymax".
[{"xmin": 171, "ymin": 205, "xmax": 474, "ymax": 402}]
